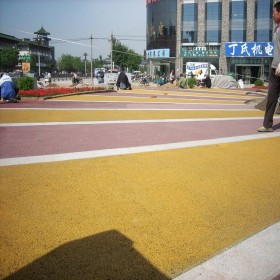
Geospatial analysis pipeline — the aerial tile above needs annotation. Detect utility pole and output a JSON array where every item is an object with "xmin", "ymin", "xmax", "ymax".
[
  {"xmin": 90, "ymin": 34, "xmax": 93, "ymax": 83},
  {"xmin": 83, "ymin": 52, "xmax": 87, "ymax": 78},
  {"xmin": 110, "ymin": 32, "xmax": 115, "ymax": 73},
  {"xmin": 207, "ymin": 43, "xmax": 211, "ymax": 77}
]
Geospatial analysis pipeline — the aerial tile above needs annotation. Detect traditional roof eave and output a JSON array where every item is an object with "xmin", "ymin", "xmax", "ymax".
[
  {"xmin": 34, "ymin": 26, "xmax": 50, "ymax": 35},
  {"xmin": 0, "ymin": 33, "xmax": 20, "ymax": 42}
]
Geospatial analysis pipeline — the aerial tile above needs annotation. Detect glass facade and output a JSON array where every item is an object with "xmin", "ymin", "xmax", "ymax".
[
  {"xmin": 230, "ymin": 0, "xmax": 247, "ymax": 42},
  {"xmin": 255, "ymin": 0, "xmax": 273, "ymax": 41},
  {"xmin": 181, "ymin": 1, "xmax": 198, "ymax": 44},
  {"xmin": 146, "ymin": 0, "xmax": 177, "ymax": 57},
  {"xmin": 146, "ymin": 0, "xmax": 274, "ymax": 80},
  {"xmin": 205, "ymin": 1, "xmax": 222, "ymax": 43}
]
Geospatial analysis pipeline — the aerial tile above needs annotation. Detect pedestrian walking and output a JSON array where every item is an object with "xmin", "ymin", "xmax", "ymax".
[{"xmin": 258, "ymin": 2, "xmax": 280, "ymax": 132}]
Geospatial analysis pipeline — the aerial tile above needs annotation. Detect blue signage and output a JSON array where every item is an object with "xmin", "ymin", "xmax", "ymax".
[
  {"xmin": 225, "ymin": 42, "xmax": 274, "ymax": 57},
  {"xmin": 146, "ymin": 49, "xmax": 170, "ymax": 58}
]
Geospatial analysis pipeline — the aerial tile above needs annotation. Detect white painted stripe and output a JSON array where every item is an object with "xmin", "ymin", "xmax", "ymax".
[
  {"xmin": 173, "ymin": 221, "xmax": 280, "ymax": 280},
  {"xmin": 0, "ymin": 117, "xmax": 274, "ymax": 127},
  {"xmin": 0, "ymin": 133, "xmax": 279, "ymax": 166},
  {"xmin": 0, "ymin": 108, "xmax": 256, "ymax": 111}
]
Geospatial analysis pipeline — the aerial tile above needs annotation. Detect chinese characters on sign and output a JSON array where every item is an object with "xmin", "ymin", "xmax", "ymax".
[
  {"xmin": 146, "ymin": 49, "xmax": 170, "ymax": 58},
  {"xmin": 225, "ymin": 42, "xmax": 274, "ymax": 57},
  {"xmin": 18, "ymin": 51, "xmax": 31, "ymax": 62},
  {"xmin": 181, "ymin": 46, "xmax": 220, "ymax": 58},
  {"xmin": 146, "ymin": 0, "xmax": 159, "ymax": 5}
]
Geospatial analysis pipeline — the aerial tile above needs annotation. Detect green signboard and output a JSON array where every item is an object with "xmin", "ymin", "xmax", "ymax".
[
  {"xmin": 181, "ymin": 47, "xmax": 220, "ymax": 58},
  {"xmin": 18, "ymin": 54, "xmax": 31, "ymax": 62}
]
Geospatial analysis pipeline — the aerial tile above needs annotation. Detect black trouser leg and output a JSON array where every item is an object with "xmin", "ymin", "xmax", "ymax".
[{"xmin": 263, "ymin": 68, "xmax": 280, "ymax": 128}]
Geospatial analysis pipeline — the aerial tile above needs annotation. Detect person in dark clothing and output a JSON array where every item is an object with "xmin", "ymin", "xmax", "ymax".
[
  {"xmin": 258, "ymin": 2, "xmax": 280, "ymax": 132},
  {"xmin": 116, "ymin": 70, "xmax": 132, "ymax": 90},
  {"xmin": 201, "ymin": 74, "xmax": 211, "ymax": 88}
]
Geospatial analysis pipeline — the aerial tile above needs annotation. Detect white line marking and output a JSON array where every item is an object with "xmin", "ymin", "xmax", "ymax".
[
  {"xmin": 173, "ymin": 221, "xmax": 280, "ymax": 280},
  {"xmin": 0, "ymin": 108, "xmax": 256, "ymax": 111},
  {"xmin": 1, "ymin": 133, "xmax": 279, "ymax": 166},
  {"xmin": 0, "ymin": 117, "xmax": 274, "ymax": 127}
]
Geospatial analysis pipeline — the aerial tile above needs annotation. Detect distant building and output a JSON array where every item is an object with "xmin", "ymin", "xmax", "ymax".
[
  {"xmin": 146, "ymin": 0, "xmax": 277, "ymax": 83},
  {"xmin": 0, "ymin": 33, "xmax": 20, "ymax": 50},
  {"xmin": 0, "ymin": 26, "xmax": 55, "ymax": 75}
]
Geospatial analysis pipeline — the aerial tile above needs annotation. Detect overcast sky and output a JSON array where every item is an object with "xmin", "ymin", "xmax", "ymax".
[{"xmin": 0, "ymin": 0, "xmax": 146, "ymax": 60}]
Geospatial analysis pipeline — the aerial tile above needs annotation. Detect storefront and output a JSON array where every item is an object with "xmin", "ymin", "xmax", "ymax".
[{"xmin": 225, "ymin": 42, "xmax": 274, "ymax": 83}]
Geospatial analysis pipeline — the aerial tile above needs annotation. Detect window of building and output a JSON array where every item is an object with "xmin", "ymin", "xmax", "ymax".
[
  {"xmin": 205, "ymin": 1, "xmax": 222, "ymax": 43},
  {"xmin": 182, "ymin": 2, "xmax": 198, "ymax": 43},
  {"xmin": 255, "ymin": 0, "xmax": 273, "ymax": 41},
  {"xmin": 229, "ymin": 0, "xmax": 246, "ymax": 41}
]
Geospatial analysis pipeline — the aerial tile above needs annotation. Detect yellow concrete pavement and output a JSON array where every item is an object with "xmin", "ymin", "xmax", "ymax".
[
  {"xmin": 1, "ymin": 138, "xmax": 280, "ymax": 278},
  {"xmin": 51, "ymin": 94, "xmax": 245, "ymax": 104},
  {"xmin": 0, "ymin": 109, "xmax": 264, "ymax": 123}
]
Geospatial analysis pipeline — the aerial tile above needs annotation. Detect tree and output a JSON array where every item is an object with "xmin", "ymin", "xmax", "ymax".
[
  {"xmin": 93, "ymin": 55, "xmax": 104, "ymax": 69},
  {"xmin": 57, "ymin": 54, "xmax": 83, "ymax": 73},
  {"xmin": 0, "ymin": 47, "xmax": 19, "ymax": 71},
  {"xmin": 112, "ymin": 41, "xmax": 141, "ymax": 71}
]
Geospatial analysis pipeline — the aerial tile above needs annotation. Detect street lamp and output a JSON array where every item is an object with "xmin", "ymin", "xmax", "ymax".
[
  {"xmin": 83, "ymin": 52, "xmax": 87, "ymax": 78},
  {"xmin": 206, "ymin": 43, "xmax": 210, "ymax": 77}
]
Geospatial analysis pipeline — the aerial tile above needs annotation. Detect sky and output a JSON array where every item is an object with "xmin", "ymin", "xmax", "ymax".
[{"xmin": 0, "ymin": 0, "xmax": 147, "ymax": 60}]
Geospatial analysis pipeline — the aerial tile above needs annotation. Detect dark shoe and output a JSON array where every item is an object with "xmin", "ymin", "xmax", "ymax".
[
  {"xmin": 8, "ymin": 98, "xmax": 18, "ymax": 103},
  {"xmin": 257, "ymin": 126, "xmax": 273, "ymax": 132}
]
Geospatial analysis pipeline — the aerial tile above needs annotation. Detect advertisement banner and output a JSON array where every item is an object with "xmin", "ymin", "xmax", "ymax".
[
  {"xmin": 22, "ymin": 62, "xmax": 30, "ymax": 74},
  {"xmin": 225, "ymin": 42, "xmax": 274, "ymax": 57}
]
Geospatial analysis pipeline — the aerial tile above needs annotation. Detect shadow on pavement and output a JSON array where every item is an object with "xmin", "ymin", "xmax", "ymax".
[
  {"xmin": 4, "ymin": 230, "xmax": 170, "ymax": 280},
  {"xmin": 273, "ymin": 122, "xmax": 280, "ymax": 131}
]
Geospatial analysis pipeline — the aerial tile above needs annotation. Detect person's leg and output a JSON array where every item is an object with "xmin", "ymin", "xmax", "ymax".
[{"xmin": 263, "ymin": 68, "xmax": 280, "ymax": 128}]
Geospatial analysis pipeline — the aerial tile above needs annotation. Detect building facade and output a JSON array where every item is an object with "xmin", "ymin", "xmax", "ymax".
[
  {"xmin": 146, "ymin": 0, "xmax": 277, "ymax": 83},
  {"xmin": 0, "ymin": 27, "xmax": 55, "ymax": 75},
  {"xmin": 0, "ymin": 33, "xmax": 20, "ymax": 50},
  {"xmin": 18, "ymin": 27, "xmax": 55, "ymax": 75}
]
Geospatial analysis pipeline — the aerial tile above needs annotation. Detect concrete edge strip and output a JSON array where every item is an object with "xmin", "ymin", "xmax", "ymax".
[
  {"xmin": 173, "ymin": 221, "xmax": 280, "ymax": 280},
  {"xmin": 0, "ymin": 117, "xmax": 271, "ymax": 127},
  {"xmin": 1, "ymin": 133, "xmax": 279, "ymax": 166}
]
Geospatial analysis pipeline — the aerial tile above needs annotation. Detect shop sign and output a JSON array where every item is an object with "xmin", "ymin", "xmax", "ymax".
[
  {"xmin": 225, "ymin": 42, "xmax": 274, "ymax": 57},
  {"xmin": 146, "ymin": 48, "xmax": 170, "ymax": 58},
  {"xmin": 19, "ymin": 51, "xmax": 31, "ymax": 62},
  {"xmin": 146, "ymin": 0, "xmax": 159, "ymax": 5},
  {"xmin": 181, "ymin": 46, "xmax": 220, "ymax": 58}
]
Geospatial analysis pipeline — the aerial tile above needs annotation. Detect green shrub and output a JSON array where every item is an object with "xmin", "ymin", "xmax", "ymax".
[
  {"xmin": 18, "ymin": 76, "xmax": 35, "ymax": 90},
  {"xmin": 187, "ymin": 77, "xmax": 197, "ymax": 88},
  {"xmin": 254, "ymin": 79, "xmax": 264, "ymax": 86}
]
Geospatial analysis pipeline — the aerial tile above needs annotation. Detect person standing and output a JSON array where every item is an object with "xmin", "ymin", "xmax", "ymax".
[
  {"xmin": 169, "ymin": 69, "xmax": 175, "ymax": 84},
  {"xmin": 258, "ymin": 2, "xmax": 280, "ymax": 132}
]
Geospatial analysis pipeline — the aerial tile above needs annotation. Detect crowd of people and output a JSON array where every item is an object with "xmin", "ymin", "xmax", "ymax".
[{"xmin": 156, "ymin": 70, "xmax": 212, "ymax": 89}]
